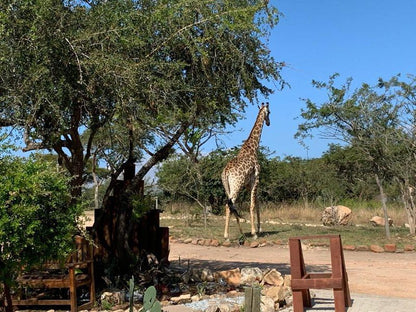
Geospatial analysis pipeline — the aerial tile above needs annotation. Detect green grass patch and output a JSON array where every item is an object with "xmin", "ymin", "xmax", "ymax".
[{"xmin": 161, "ymin": 213, "xmax": 415, "ymax": 249}]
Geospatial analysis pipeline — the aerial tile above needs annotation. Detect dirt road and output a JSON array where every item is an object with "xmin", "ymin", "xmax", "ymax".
[{"xmin": 168, "ymin": 241, "xmax": 416, "ymax": 299}]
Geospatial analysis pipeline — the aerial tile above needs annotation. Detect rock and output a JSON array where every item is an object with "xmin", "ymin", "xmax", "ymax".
[
  {"xmin": 215, "ymin": 268, "xmax": 241, "ymax": 286},
  {"xmin": 226, "ymin": 290, "xmax": 239, "ymax": 297},
  {"xmin": 170, "ymin": 293, "xmax": 191, "ymax": 304},
  {"xmin": 100, "ymin": 291, "xmax": 124, "ymax": 305},
  {"xmin": 262, "ymin": 269, "xmax": 284, "ymax": 286},
  {"xmin": 404, "ymin": 244, "xmax": 415, "ymax": 252},
  {"xmin": 183, "ymin": 238, "xmax": 193, "ymax": 244},
  {"xmin": 191, "ymin": 294, "xmax": 200, "ymax": 302},
  {"xmin": 370, "ymin": 216, "xmax": 393, "ymax": 226},
  {"xmin": 356, "ymin": 245, "xmax": 369, "ymax": 251},
  {"xmin": 384, "ymin": 244, "xmax": 396, "ymax": 252},
  {"xmin": 205, "ymin": 303, "xmax": 232, "ymax": 312},
  {"xmin": 210, "ymin": 239, "xmax": 220, "ymax": 247},
  {"xmin": 283, "ymin": 275, "xmax": 291, "ymax": 288},
  {"xmin": 343, "ymin": 245, "xmax": 356, "ymax": 251},
  {"xmin": 250, "ymin": 241, "xmax": 260, "ymax": 248},
  {"xmin": 201, "ymin": 268, "xmax": 215, "ymax": 282},
  {"xmin": 222, "ymin": 241, "xmax": 232, "ymax": 247},
  {"xmin": 240, "ymin": 267, "xmax": 263, "ymax": 285},
  {"xmin": 260, "ymin": 295, "xmax": 275, "ymax": 312},
  {"xmin": 370, "ymin": 244, "xmax": 384, "ymax": 253},
  {"xmin": 263, "ymin": 285, "xmax": 286, "ymax": 302},
  {"xmin": 321, "ymin": 205, "xmax": 352, "ymax": 226},
  {"xmin": 285, "ymin": 294, "xmax": 293, "ymax": 307}
]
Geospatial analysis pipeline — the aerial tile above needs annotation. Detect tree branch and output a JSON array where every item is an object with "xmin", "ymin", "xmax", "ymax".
[
  {"xmin": 22, "ymin": 130, "xmax": 45, "ymax": 152},
  {"xmin": 132, "ymin": 122, "xmax": 189, "ymax": 186}
]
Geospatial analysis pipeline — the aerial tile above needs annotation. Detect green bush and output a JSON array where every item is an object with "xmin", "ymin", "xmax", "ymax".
[{"xmin": 0, "ymin": 156, "xmax": 83, "ymax": 294}]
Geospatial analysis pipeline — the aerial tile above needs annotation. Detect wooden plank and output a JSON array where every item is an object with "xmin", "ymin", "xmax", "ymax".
[
  {"xmin": 292, "ymin": 277, "xmax": 344, "ymax": 289},
  {"xmin": 14, "ymin": 299, "xmax": 71, "ymax": 305},
  {"xmin": 244, "ymin": 286, "xmax": 261, "ymax": 312},
  {"xmin": 244, "ymin": 287, "xmax": 253, "ymax": 311},
  {"xmin": 252, "ymin": 287, "xmax": 261, "ymax": 312}
]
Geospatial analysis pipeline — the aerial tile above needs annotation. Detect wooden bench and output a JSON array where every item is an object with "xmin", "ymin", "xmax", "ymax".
[{"xmin": 13, "ymin": 236, "xmax": 95, "ymax": 312}]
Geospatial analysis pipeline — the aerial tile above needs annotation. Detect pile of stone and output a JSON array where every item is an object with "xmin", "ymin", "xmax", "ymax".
[
  {"xmin": 98, "ymin": 263, "xmax": 293, "ymax": 312},
  {"xmin": 168, "ymin": 266, "xmax": 292, "ymax": 311}
]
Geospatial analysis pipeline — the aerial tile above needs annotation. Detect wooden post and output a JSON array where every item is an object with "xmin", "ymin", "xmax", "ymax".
[{"xmin": 244, "ymin": 286, "xmax": 261, "ymax": 312}]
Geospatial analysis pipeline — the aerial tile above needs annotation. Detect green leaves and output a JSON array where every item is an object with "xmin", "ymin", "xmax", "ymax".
[{"xmin": 0, "ymin": 156, "xmax": 83, "ymax": 285}]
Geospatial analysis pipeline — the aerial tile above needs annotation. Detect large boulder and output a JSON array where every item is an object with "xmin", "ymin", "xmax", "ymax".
[
  {"xmin": 370, "ymin": 216, "xmax": 393, "ymax": 226},
  {"xmin": 321, "ymin": 205, "xmax": 352, "ymax": 226}
]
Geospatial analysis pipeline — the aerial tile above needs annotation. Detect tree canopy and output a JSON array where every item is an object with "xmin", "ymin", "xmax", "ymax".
[{"xmin": 0, "ymin": 0, "xmax": 284, "ymax": 196}]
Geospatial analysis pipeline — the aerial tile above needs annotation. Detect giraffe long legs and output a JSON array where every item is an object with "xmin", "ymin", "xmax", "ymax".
[
  {"xmin": 224, "ymin": 200, "xmax": 243, "ymax": 240},
  {"xmin": 224, "ymin": 204, "xmax": 231, "ymax": 240},
  {"xmin": 250, "ymin": 179, "xmax": 260, "ymax": 239}
]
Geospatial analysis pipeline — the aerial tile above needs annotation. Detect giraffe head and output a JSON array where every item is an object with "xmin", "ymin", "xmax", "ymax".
[{"xmin": 262, "ymin": 102, "xmax": 270, "ymax": 126}]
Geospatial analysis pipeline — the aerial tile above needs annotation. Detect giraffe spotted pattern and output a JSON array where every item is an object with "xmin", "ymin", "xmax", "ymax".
[{"xmin": 221, "ymin": 103, "xmax": 270, "ymax": 240}]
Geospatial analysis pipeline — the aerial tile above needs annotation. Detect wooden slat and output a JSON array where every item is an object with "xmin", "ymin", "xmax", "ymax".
[
  {"xmin": 14, "ymin": 299, "xmax": 71, "ymax": 305},
  {"xmin": 292, "ymin": 277, "xmax": 344, "ymax": 289}
]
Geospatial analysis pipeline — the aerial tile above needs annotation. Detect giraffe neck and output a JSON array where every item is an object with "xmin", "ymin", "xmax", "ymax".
[{"xmin": 239, "ymin": 108, "xmax": 266, "ymax": 155}]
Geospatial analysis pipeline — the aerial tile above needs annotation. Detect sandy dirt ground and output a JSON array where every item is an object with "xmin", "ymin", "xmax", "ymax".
[
  {"xmin": 83, "ymin": 211, "xmax": 415, "ymax": 299},
  {"xmin": 168, "ymin": 241, "xmax": 416, "ymax": 299}
]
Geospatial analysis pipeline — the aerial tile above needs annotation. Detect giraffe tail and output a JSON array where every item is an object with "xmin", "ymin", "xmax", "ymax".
[{"xmin": 227, "ymin": 199, "xmax": 242, "ymax": 219}]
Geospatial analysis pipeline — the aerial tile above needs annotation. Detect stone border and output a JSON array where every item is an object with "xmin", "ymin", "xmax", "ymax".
[{"xmin": 172, "ymin": 237, "xmax": 416, "ymax": 253}]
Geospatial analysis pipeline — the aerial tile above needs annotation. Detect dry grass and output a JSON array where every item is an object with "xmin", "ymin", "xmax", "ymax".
[{"xmin": 261, "ymin": 202, "xmax": 408, "ymax": 226}]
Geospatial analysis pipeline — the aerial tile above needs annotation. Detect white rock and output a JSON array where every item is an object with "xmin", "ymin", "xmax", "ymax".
[{"xmin": 240, "ymin": 267, "xmax": 263, "ymax": 285}]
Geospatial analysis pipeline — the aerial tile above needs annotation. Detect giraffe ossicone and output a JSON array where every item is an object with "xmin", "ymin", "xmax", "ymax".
[{"xmin": 221, "ymin": 102, "xmax": 270, "ymax": 240}]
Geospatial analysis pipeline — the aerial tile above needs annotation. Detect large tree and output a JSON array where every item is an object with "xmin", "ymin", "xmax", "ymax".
[{"xmin": 0, "ymin": 0, "xmax": 284, "ymax": 271}]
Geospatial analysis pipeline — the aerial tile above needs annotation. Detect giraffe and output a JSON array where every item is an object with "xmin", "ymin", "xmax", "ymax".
[{"xmin": 221, "ymin": 102, "xmax": 270, "ymax": 240}]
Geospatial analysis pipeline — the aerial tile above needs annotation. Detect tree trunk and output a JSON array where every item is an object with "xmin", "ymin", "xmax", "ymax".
[
  {"xmin": 405, "ymin": 187, "xmax": 416, "ymax": 235},
  {"xmin": 93, "ymin": 124, "xmax": 187, "ymax": 277},
  {"xmin": 396, "ymin": 178, "xmax": 415, "ymax": 236},
  {"xmin": 4, "ymin": 283, "xmax": 13, "ymax": 312},
  {"xmin": 375, "ymin": 174, "xmax": 391, "ymax": 239}
]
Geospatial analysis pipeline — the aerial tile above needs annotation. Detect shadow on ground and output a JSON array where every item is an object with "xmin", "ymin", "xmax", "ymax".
[{"xmin": 170, "ymin": 258, "xmax": 330, "ymax": 275}]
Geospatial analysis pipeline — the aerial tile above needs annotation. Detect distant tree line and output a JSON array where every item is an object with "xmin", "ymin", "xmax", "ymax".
[{"xmin": 156, "ymin": 144, "xmax": 379, "ymax": 210}]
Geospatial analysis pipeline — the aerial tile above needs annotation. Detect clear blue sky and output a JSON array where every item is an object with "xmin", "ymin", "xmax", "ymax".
[{"xmin": 213, "ymin": 0, "xmax": 416, "ymax": 159}]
